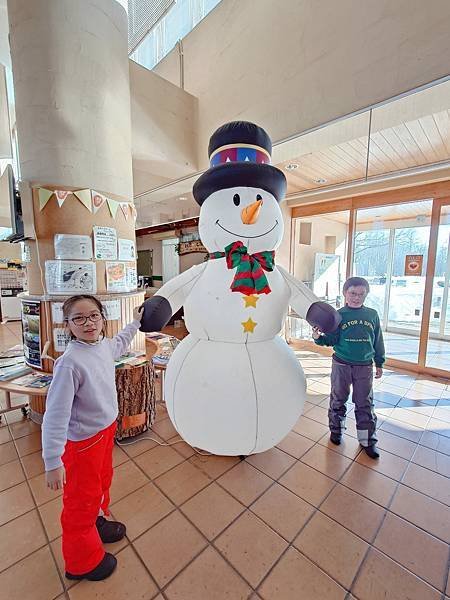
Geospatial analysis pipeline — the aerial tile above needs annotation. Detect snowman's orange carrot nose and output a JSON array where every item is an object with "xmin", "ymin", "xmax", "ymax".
[{"xmin": 241, "ymin": 199, "xmax": 263, "ymax": 224}]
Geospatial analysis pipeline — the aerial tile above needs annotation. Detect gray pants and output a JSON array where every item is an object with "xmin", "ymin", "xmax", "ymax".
[{"xmin": 329, "ymin": 358, "xmax": 377, "ymax": 447}]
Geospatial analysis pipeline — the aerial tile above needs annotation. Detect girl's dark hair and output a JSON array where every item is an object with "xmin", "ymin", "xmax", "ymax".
[
  {"xmin": 62, "ymin": 295, "xmax": 106, "ymax": 340},
  {"xmin": 343, "ymin": 277, "xmax": 370, "ymax": 293}
]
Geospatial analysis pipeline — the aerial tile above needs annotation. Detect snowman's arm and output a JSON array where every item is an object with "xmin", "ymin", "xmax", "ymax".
[
  {"xmin": 278, "ymin": 265, "xmax": 341, "ymax": 333},
  {"xmin": 140, "ymin": 263, "xmax": 207, "ymax": 332}
]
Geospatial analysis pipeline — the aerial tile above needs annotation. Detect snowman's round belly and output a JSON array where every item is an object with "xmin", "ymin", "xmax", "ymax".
[{"xmin": 164, "ymin": 334, "xmax": 306, "ymax": 455}]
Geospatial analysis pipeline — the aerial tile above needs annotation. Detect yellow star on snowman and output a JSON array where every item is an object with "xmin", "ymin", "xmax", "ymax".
[
  {"xmin": 242, "ymin": 317, "xmax": 257, "ymax": 333},
  {"xmin": 242, "ymin": 294, "xmax": 259, "ymax": 308}
]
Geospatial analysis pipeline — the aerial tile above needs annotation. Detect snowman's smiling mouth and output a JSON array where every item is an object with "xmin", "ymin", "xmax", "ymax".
[{"xmin": 215, "ymin": 219, "xmax": 278, "ymax": 238}]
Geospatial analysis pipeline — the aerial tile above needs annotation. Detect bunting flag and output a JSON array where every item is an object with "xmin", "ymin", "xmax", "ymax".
[
  {"xmin": 91, "ymin": 190, "xmax": 107, "ymax": 214},
  {"xmin": 55, "ymin": 190, "xmax": 70, "ymax": 207},
  {"xmin": 130, "ymin": 204, "xmax": 137, "ymax": 220},
  {"xmin": 107, "ymin": 197, "xmax": 120, "ymax": 218},
  {"xmin": 38, "ymin": 188, "xmax": 53, "ymax": 211},
  {"xmin": 120, "ymin": 202, "xmax": 130, "ymax": 220},
  {"xmin": 73, "ymin": 189, "xmax": 93, "ymax": 212}
]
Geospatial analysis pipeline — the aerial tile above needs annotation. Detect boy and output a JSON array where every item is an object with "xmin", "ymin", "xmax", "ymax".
[{"xmin": 312, "ymin": 277, "xmax": 385, "ymax": 459}]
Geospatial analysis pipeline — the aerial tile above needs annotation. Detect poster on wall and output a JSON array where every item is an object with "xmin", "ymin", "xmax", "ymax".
[
  {"xmin": 51, "ymin": 302, "xmax": 64, "ymax": 323},
  {"xmin": 405, "ymin": 254, "xmax": 423, "ymax": 276},
  {"xmin": 118, "ymin": 239, "xmax": 136, "ymax": 261},
  {"xmin": 54, "ymin": 234, "xmax": 93, "ymax": 260},
  {"xmin": 53, "ymin": 328, "xmax": 71, "ymax": 353},
  {"xmin": 45, "ymin": 261, "xmax": 96, "ymax": 295},
  {"xmin": 21, "ymin": 300, "xmax": 42, "ymax": 368},
  {"xmin": 126, "ymin": 265, "xmax": 137, "ymax": 291},
  {"xmin": 93, "ymin": 226, "xmax": 117, "ymax": 260},
  {"xmin": 102, "ymin": 299, "xmax": 120, "ymax": 320},
  {"xmin": 106, "ymin": 262, "xmax": 128, "ymax": 292}
]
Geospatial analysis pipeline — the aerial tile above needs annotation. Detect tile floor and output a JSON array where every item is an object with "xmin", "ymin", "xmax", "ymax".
[{"xmin": 0, "ymin": 322, "xmax": 449, "ymax": 599}]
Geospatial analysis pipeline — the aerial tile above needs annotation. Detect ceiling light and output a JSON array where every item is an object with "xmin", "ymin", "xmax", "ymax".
[
  {"xmin": 285, "ymin": 163, "xmax": 299, "ymax": 171},
  {"xmin": 179, "ymin": 196, "xmax": 187, "ymax": 200},
  {"xmin": 314, "ymin": 178, "xmax": 327, "ymax": 184}
]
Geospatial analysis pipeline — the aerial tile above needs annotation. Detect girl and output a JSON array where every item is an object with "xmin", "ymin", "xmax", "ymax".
[{"xmin": 42, "ymin": 295, "xmax": 143, "ymax": 581}]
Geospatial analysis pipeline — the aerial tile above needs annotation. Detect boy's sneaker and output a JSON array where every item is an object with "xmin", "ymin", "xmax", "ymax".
[
  {"xmin": 66, "ymin": 552, "xmax": 117, "ymax": 581},
  {"xmin": 330, "ymin": 432, "xmax": 342, "ymax": 445},
  {"xmin": 363, "ymin": 444, "xmax": 380, "ymax": 459},
  {"xmin": 96, "ymin": 516, "xmax": 126, "ymax": 543}
]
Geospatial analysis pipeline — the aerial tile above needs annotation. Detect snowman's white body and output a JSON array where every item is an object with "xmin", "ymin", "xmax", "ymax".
[{"xmin": 155, "ymin": 186, "xmax": 320, "ymax": 455}]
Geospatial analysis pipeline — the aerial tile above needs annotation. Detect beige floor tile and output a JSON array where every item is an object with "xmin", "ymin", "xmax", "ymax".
[
  {"xmin": 8, "ymin": 418, "xmax": 40, "ymax": 440},
  {"xmin": 396, "ymin": 399, "xmax": 436, "ymax": 417},
  {"xmin": 276, "ymin": 431, "xmax": 315, "ymax": 458},
  {"xmin": 0, "ymin": 510, "xmax": 47, "ymax": 573},
  {"xmin": 111, "ymin": 444, "xmax": 129, "ymax": 467},
  {"xmin": 374, "ymin": 512, "xmax": 448, "ymax": 590},
  {"xmin": 38, "ymin": 494, "xmax": 63, "ymax": 541},
  {"xmin": 380, "ymin": 416, "xmax": 424, "ymax": 442},
  {"xmin": 245, "ymin": 447, "xmax": 296, "ymax": 480},
  {"xmin": 356, "ymin": 447, "xmax": 409, "ymax": 481},
  {"xmin": 180, "ymin": 482, "xmax": 245, "ymax": 540},
  {"xmin": 259, "ymin": 546, "xmax": 346, "ymax": 600},
  {"xmin": 0, "ymin": 459, "xmax": 25, "ymax": 492},
  {"xmin": 164, "ymin": 546, "xmax": 251, "ymax": 600},
  {"xmin": 0, "ymin": 425, "xmax": 11, "ymax": 444},
  {"xmin": 217, "ymin": 461, "xmax": 272, "ymax": 506},
  {"xmin": 20, "ymin": 449, "xmax": 45, "ymax": 479},
  {"xmin": 426, "ymin": 417, "xmax": 450, "ymax": 437},
  {"xmin": 215, "ymin": 510, "xmax": 288, "ymax": 587},
  {"xmin": 294, "ymin": 511, "xmax": 369, "ymax": 589},
  {"xmin": 0, "ymin": 481, "xmax": 35, "ymax": 526},
  {"xmin": 151, "ymin": 416, "xmax": 178, "ymax": 441},
  {"xmin": 169, "ymin": 437, "xmax": 196, "ymax": 459},
  {"xmin": 411, "ymin": 444, "xmax": 450, "ymax": 477},
  {"xmin": 279, "ymin": 461, "xmax": 335, "ymax": 506},
  {"xmin": 305, "ymin": 404, "xmax": 329, "ymax": 426},
  {"xmin": 0, "ymin": 440, "xmax": 18, "ymax": 466},
  {"xmin": 251, "ymin": 483, "xmax": 315, "ymax": 541},
  {"xmin": 340, "ymin": 461, "xmax": 398, "ymax": 507},
  {"xmin": 117, "ymin": 432, "xmax": 164, "ymax": 458},
  {"xmin": 321, "ymin": 484, "xmax": 386, "ymax": 542},
  {"xmin": 155, "ymin": 460, "xmax": 211, "ymax": 505},
  {"xmin": 387, "ymin": 405, "xmax": 431, "ymax": 428},
  {"xmin": 376, "ymin": 429, "xmax": 417, "ymax": 460},
  {"xmin": 434, "ymin": 406, "xmax": 450, "ymax": 424},
  {"xmin": 111, "ymin": 481, "xmax": 174, "ymax": 540},
  {"xmin": 352, "ymin": 548, "xmax": 441, "ymax": 600},
  {"xmin": 292, "ymin": 416, "xmax": 330, "ymax": 441},
  {"xmin": 318, "ymin": 432, "xmax": 363, "ymax": 460},
  {"xmin": 300, "ymin": 444, "xmax": 352, "ymax": 480},
  {"xmin": 29, "ymin": 472, "xmax": 62, "ymax": 506},
  {"xmin": 390, "ymin": 484, "xmax": 450, "ymax": 543},
  {"xmin": 14, "ymin": 431, "xmax": 42, "ymax": 457},
  {"xmin": 0, "ymin": 545, "xmax": 63, "ymax": 600},
  {"xmin": 134, "ymin": 444, "xmax": 185, "ymax": 479},
  {"xmin": 109, "ymin": 460, "xmax": 149, "ymax": 504},
  {"xmin": 134, "ymin": 510, "xmax": 207, "ymax": 587},
  {"xmin": 402, "ymin": 462, "xmax": 450, "ymax": 505},
  {"xmin": 420, "ymin": 430, "xmax": 450, "ymax": 456},
  {"xmin": 189, "ymin": 453, "xmax": 240, "ymax": 479},
  {"xmin": 68, "ymin": 546, "xmax": 158, "ymax": 600}
]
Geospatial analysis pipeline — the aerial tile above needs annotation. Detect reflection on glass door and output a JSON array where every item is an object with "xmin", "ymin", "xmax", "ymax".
[
  {"xmin": 426, "ymin": 207, "xmax": 450, "ymax": 370},
  {"xmin": 354, "ymin": 200, "xmax": 432, "ymax": 365}
]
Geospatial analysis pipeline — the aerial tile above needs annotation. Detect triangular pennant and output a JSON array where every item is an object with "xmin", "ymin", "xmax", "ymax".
[
  {"xmin": 38, "ymin": 188, "xmax": 53, "ymax": 211},
  {"xmin": 73, "ymin": 189, "xmax": 93, "ymax": 212},
  {"xmin": 131, "ymin": 204, "xmax": 137, "ymax": 220},
  {"xmin": 55, "ymin": 190, "xmax": 70, "ymax": 207},
  {"xmin": 106, "ymin": 198, "xmax": 119, "ymax": 218},
  {"xmin": 91, "ymin": 190, "xmax": 106, "ymax": 214},
  {"xmin": 120, "ymin": 202, "xmax": 130, "ymax": 220}
]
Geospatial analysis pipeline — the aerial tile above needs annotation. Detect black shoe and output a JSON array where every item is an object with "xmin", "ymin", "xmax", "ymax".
[
  {"xmin": 66, "ymin": 552, "xmax": 117, "ymax": 581},
  {"xmin": 330, "ymin": 433, "xmax": 342, "ymax": 445},
  {"xmin": 96, "ymin": 516, "xmax": 126, "ymax": 543},
  {"xmin": 363, "ymin": 444, "xmax": 380, "ymax": 459}
]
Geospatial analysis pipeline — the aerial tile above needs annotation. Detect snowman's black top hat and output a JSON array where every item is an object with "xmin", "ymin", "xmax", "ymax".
[{"xmin": 193, "ymin": 121, "xmax": 287, "ymax": 205}]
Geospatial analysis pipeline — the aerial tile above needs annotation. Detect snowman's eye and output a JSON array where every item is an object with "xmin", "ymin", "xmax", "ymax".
[{"xmin": 233, "ymin": 194, "xmax": 240, "ymax": 206}]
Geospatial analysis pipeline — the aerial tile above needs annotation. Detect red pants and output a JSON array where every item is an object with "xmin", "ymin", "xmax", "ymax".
[{"xmin": 61, "ymin": 421, "xmax": 116, "ymax": 575}]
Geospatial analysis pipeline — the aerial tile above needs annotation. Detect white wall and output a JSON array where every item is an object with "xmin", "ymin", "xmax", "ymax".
[{"xmin": 154, "ymin": 0, "xmax": 450, "ymax": 171}]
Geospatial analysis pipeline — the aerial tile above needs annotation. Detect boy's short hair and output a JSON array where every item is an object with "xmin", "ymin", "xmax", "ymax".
[{"xmin": 343, "ymin": 277, "xmax": 370, "ymax": 293}]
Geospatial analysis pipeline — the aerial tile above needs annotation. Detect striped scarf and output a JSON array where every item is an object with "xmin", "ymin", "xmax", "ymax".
[{"xmin": 209, "ymin": 241, "xmax": 275, "ymax": 295}]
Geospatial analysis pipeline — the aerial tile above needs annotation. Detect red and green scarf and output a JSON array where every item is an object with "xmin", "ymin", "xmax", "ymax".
[{"xmin": 209, "ymin": 241, "xmax": 275, "ymax": 295}]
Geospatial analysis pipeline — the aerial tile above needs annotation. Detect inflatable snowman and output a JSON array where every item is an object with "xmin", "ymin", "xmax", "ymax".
[{"xmin": 141, "ymin": 121, "xmax": 340, "ymax": 455}]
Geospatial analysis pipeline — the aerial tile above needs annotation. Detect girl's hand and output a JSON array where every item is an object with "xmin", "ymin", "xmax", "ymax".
[
  {"xmin": 375, "ymin": 367, "xmax": 383, "ymax": 379},
  {"xmin": 133, "ymin": 304, "xmax": 144, "ymax": 322},
  {"xmin": 46, "ymin": 467, "xmax": 65, "ymax": 491},
  {"xmin": 312, "ymin": 326, "xmax": 321, "ymax": 340}
]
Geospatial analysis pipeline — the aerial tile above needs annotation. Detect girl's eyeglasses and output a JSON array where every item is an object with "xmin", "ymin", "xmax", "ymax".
[{"xmin": 69, "ymin": 312, "xmax": 103, "ymax": 326}]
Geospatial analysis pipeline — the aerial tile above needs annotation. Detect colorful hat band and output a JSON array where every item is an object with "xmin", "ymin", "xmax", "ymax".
[{"xmin": 210, "ymin": 144, "xmax": 271, "ymax": 167}]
